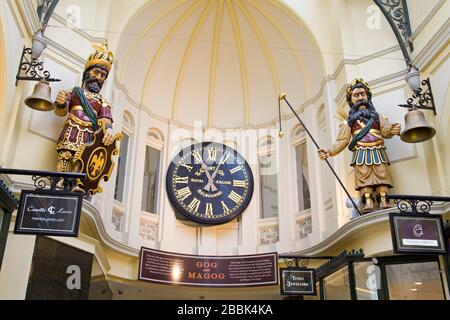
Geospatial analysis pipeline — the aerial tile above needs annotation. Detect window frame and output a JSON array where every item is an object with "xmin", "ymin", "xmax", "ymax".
[
  {"xmin": 257, "ymin": 150, "xmax": 279, "ymax": 220},
  {"xmin": 114, "ymin": 113, "xmax": 134, "ymax": 204},
  {"xmin": 291, "ymin": 126, "xmax": 312, "ymax": 215},
  {"xmin": 141, "ymin": 132, "xmax": 164, "ymax": 215}
]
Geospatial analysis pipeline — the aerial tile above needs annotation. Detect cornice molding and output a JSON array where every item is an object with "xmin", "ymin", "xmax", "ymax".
[
  {"xmin": 412, "ymin": 17, "xmax": 450, "ymax": 71},
  {"xmin": 289, "ymin": 202, "xmax": 450, "ymax": 257}
]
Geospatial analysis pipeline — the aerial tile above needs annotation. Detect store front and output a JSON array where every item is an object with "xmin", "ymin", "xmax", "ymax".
[{"xmin": 316, "ymin": 254, "xmax": 447, "ymax": 300}]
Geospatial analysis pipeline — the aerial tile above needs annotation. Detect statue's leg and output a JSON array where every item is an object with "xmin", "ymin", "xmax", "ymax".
[
  {"xmin": 56, "ymin": 151, "xmax": 72, "ymax": 190},
  {"xmin": 376, "ymin": 185, "xmax": 390, "ymax": 209},
  {"xmin": 360, "ymin": 187, "xmax": 374, "ymax": 213},
  {"xmin": 57, "ymin": 150, "xmax": 73, "ymax": 173}
]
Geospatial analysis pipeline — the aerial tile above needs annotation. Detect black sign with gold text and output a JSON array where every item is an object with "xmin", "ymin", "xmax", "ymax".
[
  {"xmin": 280, "ymin": 268, "xmax": 316, "ymax": 296},
  {"xmin": 14, "ymin": 190, "xmax": 82, "ymax": 237}
]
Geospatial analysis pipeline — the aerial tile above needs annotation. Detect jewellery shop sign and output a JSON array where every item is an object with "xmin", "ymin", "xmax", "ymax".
[
  {"xmin": 389, "ymin": 212, "xmax": 447, "ymax": 255},
  {"xmin": 139, "ymin": 248, "xmax": 278, "ymax": 287},
  {"xmin": 14, "ymin": 190, "xmax": 83, "ymax": 237}
]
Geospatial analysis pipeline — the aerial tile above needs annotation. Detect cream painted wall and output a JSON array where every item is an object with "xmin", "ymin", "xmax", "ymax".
[
  {"xmin": 408, "ymin": 0, "xmax": 442, "ymax": 33},
  {"xmin": 0, "ymin": 1, "xmax": 448, "ymax": 289},
  {"xmin": 0, "ymin": 232, "xmax": 36, "ymax": 299}
]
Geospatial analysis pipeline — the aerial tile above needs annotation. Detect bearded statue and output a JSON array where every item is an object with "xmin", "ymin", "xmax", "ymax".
[
  {"xmin": 318, "ymin": 79, "xmax": 401, "ymax": 213},
  {"xmin": 54, "ymin": 43, "xmax": 115, "ymax": 192}
]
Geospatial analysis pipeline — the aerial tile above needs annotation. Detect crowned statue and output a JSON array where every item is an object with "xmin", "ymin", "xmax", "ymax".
[
  {"xmin": 318, "ymin": 79, "xmax": 401, "ymax": 213},
  {"xmin": 54, "ymin": 43, "xmax": 119, "ymax": 194}
]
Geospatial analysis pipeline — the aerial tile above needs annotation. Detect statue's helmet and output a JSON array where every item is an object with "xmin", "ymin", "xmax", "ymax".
[{"xmin": 346, "ymin": 78, "xmax": 372, "ymax": 107}]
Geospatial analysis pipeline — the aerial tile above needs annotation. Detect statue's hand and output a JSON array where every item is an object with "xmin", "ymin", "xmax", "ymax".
[
  {"xmin": 102, "ymin": 128, "xmax": 115, "ymax": 146},
  {"xmin": 391, "ymin": 123, "xmax": 401, "ymax": 136},
  {"xmin": 318, "ymin": 148, "xmax": 330, "ymax": 160},
  {"xmin": 55, "ymin": 90, "xmax": 68, "ymax": 106}
]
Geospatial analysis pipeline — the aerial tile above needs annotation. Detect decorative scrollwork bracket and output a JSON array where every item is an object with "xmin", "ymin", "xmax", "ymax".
[
  {"xmin": 15, "ymin": 47, "xmax": 61, "ymax": 86},
  {"xmin": 398, "ymin": 78, "xmax": 437, "ymax": 115},
  {"xmin": 387, "ymin": 195, "xmax": 450, "ymax": 214}
]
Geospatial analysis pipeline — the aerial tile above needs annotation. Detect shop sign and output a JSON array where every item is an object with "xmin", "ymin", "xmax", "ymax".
[
  {"xmin": 280, "ymin": 268, "xmax": 316, "ymax": 296},
  {"xmin": 389, "ymin": 213, "xmax": 447, "ymax": 254},
  {"xmin": 14, "ymin": 190, "xmax": 83, "ymax": 237},
  {"xmin": 139, "ymin": 248, "xmax": 278, "ymax": 287}
]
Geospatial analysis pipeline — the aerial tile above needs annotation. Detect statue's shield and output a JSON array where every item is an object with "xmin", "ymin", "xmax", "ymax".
[{"xmin": 73, "ymin": 121, "xmax": 122, "ymax": 195}]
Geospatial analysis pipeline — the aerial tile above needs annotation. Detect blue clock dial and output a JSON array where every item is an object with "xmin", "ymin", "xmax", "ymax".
[{"xmin": 166, "ymin": 142, "xmax": 254, "ymax": 225}]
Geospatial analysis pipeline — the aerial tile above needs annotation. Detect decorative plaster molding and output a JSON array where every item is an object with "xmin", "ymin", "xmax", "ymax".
[
  {"xmin": 410, "ymin": 0, "xmax": 447, "ymax": 41},
  {"xmin": 412, "ymin": 18, "xmax": 450, "ymax": 71},
  {"xmin": 288, "ymin": 202, "xmax": 450, "ymax": 257}
]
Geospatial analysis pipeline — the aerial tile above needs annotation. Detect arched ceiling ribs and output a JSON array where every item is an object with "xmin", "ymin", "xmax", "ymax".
[
  {"xmin": 234, "ymin": 0, "xmax": 281, "ymax": 102},
  {"xmin": 226, "ymin": 0, "xmax": 250, "ymax": 127},
  {"xmin": 119, "ymin": 0, "xmax": 188, "ymax": 82},
  {"xmin": 265, "ymin": 0, "xmax": 325, "ymax": 72},
  {"xmin": 140, "ymin": 0, "xmax": 207, "ymax": 105},
  {"xmin": 171, "ymin": 0, "xmax": 215, "ymax": 121},
  {"xmin": 246, "ymin": 0, "xmax": 311, "ymax": 99},
  {"xmin": 207, "ymin": 0, "xmax": 225, "ymax": 127}
]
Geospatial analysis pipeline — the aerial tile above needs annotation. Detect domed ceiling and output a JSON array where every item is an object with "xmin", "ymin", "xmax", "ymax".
[{"xmin": 116, "ymin": 0, "xmax": 325, "ymax": 128}]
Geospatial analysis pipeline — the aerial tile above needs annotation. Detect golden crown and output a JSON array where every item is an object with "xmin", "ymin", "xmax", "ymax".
[{"xmin": 85, "ymin": 43, "xmax": 114, "ymax": 72}]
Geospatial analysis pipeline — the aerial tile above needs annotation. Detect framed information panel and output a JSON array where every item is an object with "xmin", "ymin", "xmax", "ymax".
[{"xmin": 389, "ymin": 213, "xmax": 447, "ymax": 255}]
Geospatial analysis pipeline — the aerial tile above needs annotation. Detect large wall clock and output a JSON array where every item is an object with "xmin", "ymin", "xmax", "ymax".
[{"xmin": 166, "ymin": 142, "xmax": 254, "ymax": 225}]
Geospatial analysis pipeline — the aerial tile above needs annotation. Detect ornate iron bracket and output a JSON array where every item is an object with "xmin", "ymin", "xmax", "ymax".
[
  {"xmin": 0, "ymin": 168, "xmax": 85, "ymax": 193},
  {"xmin": 279, "ymin": 255, "xmax": 334, "ymax": 269},
  {"xmin": 373, "ymin": 0, "xmax": 413, "ymax": 66},
  {"xmin": 15, "ymin": 47, "xmax": 61, "ymax": 86},
  {"xmin": 387, "ymin": 195, "xmax": 450, "ymax": 214},
  {"xmin": 398, "ymin": 78, "xmax": 437, "ymax": 115}
]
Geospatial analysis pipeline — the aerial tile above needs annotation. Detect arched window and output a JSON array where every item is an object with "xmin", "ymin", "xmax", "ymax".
[
  {"xmin": 292, "ymin": 125, "xmax": 311, "ymax": 212},
  {"xmin": 258, "ymin": 136, "xmax": 278, "ymax": 219},
  {"xmin": 114, "ymin": 112, "xmax": 134, "ymax": 203},
  {"xmin": 141, "ymin": 128, "xmax": 164, "ymax": 214}
]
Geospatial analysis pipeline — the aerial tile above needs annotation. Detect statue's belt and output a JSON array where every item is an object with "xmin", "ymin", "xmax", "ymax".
[
  {"xmin": 70, "ymin": 105, "xmax": 98, "ymax": 116},
  {"xmin": 352, "ymin": 128, "xmax": 382, "ymax": 139}
]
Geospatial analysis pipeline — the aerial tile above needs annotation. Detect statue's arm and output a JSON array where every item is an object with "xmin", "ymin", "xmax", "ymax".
[
  {"xmin": 54, "ymin": 90, "xmax": 70, "ymax": 117},
  {"xmin": 380, "ymin": 115, "xmax": 401, "ymax": 139},
  {"xmin": 328, "ymin": 122, "xmax": 352, "ymax": 157}
]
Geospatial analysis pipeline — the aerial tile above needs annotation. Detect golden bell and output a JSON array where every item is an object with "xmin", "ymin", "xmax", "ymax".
[
  {"xmin": 24, "ymin": 80, "xmax": 55, "ymax": 111},
  {"xmin": 400, "ymin": 109, "xmax": 436, "ymax": 143}
]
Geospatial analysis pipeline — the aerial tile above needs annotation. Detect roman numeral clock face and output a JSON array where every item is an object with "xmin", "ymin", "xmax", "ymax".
[{"xmin": 166, "ymin": 142, "xmax": 254, "ymax": 225}]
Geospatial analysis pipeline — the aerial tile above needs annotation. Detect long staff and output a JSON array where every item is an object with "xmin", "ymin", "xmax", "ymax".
[{"xmin": 279, "ymin": 94, "xmax": 362, "ymax": 216}]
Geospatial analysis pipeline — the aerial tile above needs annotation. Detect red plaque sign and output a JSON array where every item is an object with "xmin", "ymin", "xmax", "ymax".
[{"xmin": 139, "ymin": 248, "xmax": 278, "ymax": 287}]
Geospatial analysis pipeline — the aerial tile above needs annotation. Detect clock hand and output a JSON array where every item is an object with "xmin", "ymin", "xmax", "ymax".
[
  {"xmin": 202, "ymin": 162, "xmax": 218, "ymax": 192},
  {"xmin": 210, "ymin": 154, "xmax": 227, "ymax": 180},
  {"xmin": 204, "ymin": 154, "xmax": 227, "ymax": 192}
]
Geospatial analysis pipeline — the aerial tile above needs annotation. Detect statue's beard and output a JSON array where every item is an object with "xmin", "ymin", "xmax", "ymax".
[
  {"xmin": 85, "ymin": 78, "xmax": 103, "ymax": 94},
  {"xmin": 347, "ymin": 101, "xmax": 379, "ymax": 127}
]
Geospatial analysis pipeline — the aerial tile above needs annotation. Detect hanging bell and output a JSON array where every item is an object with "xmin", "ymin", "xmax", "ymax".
[
  {"xmin": 24, "ymin": 80, "xmax": 55, "ymax": 111},
  {"xmin": 400, "ymin": 109, "xmax": 436, "ymax": 143}
]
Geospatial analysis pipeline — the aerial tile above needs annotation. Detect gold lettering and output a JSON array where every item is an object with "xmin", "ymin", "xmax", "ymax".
[
  {"xmin": 233, "ymin": 180, "xmax": 246, "ymax": 188},
  {"xmin": 205, "ymin": 203, "xmax": 214, "ymax": 217},
  {"xmin": 192, "ymin": 151, "xmax": 203, "ymax": 164},
  {"xmin": 221, "ymin": 201, "xmax": 230, "ymax": 213},
  {"xmin": 175, "ymin": 176, "xmax": 189, "ymax": 184},
  {"xmin": 228, "ymin": 191, "xmax": 242, "ymax": 204},
  {"xmin": 230, "ymin": 166, "xmax": 243, "ymax": 174},
  {"xmin": 207, "ymin": 148, "xmax": 217, "ymax": 162},
  {"xmin": 188, "ymin": 198, "xmax": 201, "ymax": 213},
  {"xmin": 177, "ymin": 187, "xmax": 192, "ymax": 201},
  {"xmin": 179, "ymin": 162, "xmax": 193, "ymax": 172}
]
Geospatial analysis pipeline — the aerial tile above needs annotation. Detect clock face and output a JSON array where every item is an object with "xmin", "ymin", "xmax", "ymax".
[{"xmin": 166, "ymin": 142, "xmax": 254, "ymax": 225}]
